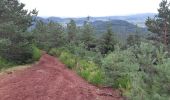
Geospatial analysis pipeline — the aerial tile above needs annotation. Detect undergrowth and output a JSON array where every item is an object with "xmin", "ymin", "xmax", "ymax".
[{"xmin": 49, "ymin": 48, "xmax": 104, "ymax": 85}]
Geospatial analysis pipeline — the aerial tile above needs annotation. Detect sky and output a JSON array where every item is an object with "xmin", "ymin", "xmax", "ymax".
[{"xmin": 20, "ymin": 0, "xmax": 164, "ymax": 17}]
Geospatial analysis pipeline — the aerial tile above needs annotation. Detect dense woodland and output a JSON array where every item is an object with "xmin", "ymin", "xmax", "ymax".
[{"xmin": 1, "ymin": 0, "xmax": 170, "ymax": 99}]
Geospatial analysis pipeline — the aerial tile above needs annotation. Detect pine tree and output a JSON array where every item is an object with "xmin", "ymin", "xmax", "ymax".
[
  {"xmin": 127, "ymin": 34, "xmax": 140, "ymax": 46},
  {"xmin": 99, "ymin": 24, "xmax": 116, "ymax": 54},
  {"xmin": 0, "ymin": 0, "xmax": 37, "ymax": 33},
  {"xmin": 0, "ymin": 0, "xmax": 38, "ymax": 64},
  {"xmin": 67, "ymin": 19, "xmax": 77, "ymax": 42},
  {"xmin": 33, "ymin": 21, "xmax": 65, "ymax": 50},
  {"xmin": 145, "ymin": 0, "xmax": 170, "ymax": 45},
  {"xmin": 81, "ymin": 17, "xmax": 95, "ymax": 49}
]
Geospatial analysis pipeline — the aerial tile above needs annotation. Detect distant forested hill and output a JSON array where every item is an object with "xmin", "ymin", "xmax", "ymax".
[
  {"xmin": 91, "ymin": 20, "xmax": 151, "ymax": 41},
  {"xmin": 39, "ymin": 13, "xmax": 155, "ymax": 27},
  {"xmin": 34, "ymin": 13, "xmax": 154, "ymax": 42}
]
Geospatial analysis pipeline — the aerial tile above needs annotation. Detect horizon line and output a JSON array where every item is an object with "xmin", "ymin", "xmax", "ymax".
[{"xmin": 38, "ymin": 12, "xmax": 157, "ymax": 18}]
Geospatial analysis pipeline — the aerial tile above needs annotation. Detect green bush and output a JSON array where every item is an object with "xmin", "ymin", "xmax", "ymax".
[
  {"xmin": 0, "ymin": 38, "xmax": 40, "ymax": 69},
  {"xmin": 32, "ymin": 21, "xmax": 66, "ymax": 51},
  {"xmin": 50, "ymin": 48, "xmax": 77, "ymax": 69},
  {"xmin": 32, "ymin": 44, "xmax": 41, "ymax": 61},
  {"xmin": 101, "ymin": 42, "xmax": 170, "ymax": 99},
  {"xmin": 59, "ymin": 51, "xmax": 76, "ymax": 69},
  {"xmin": 77, "ymin": 59, "xmax": 104, "ymax": 85},
  {"xmin": 0, "ymin": 38, "xmax": 41, "ymax": 64},
  {"xmin": 116, "ymin": 75, "xmax": 131, "ymax": 91},
  {"xmin": 65, "ymin": 43, "xmax": 103, "ymax": 65},
  {"xmin": 49, "ymin": 48, "xmax": 68, "ymax": 57},
  {"xmin": 0, "ymin": 44, "xmax": 33, "ymax": 64},
  {"xmin": 0, "ymin": 57, "xmax": 14, "ymax": 70},
  {"xmin": 49, "ymin": 48, "xmax": 60, "ymax": 56},
  {"xmin": 102, "ymin": 46, "xmax": 139, "ymax": 87},
  {"xmin": 88, "ymin": 70, "xmax": 104, "ymax": 85},
  {"xmin": 0, "ymin": 36, "xmax": 34, "ymax": 64}
]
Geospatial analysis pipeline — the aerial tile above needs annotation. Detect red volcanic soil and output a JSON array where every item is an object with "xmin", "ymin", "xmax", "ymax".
[{"xmin": 0, "ymin": 54, "xmax": 123, "ymax": 100}]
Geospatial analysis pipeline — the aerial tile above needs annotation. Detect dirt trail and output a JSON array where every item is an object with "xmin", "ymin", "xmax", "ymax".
[{"xmin": 0, "ymin": 54, "xmax": 123, "ymax": 100}]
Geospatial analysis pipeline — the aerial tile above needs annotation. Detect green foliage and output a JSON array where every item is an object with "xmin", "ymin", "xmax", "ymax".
[
  {"xmin": 33, "ymin": 21, "xmax": 65, "ymax": 51},
  {"xmin": 64, "ymin": 42, "xmax": 103, "ymax": 65},
  {"xmin": 102, "ymin": 46, "xmax": 139, "ymax": 88},
  {"xmin": 116, "ymin": 75, "xmax": 131, "ymax": 91},
  {"xmin": 49, "ymin": 48, "xmax": 104, "ymax": 85},
  {"xmin": 88, "ymin": 70, "xmax": 103, "ymax": 85},
  {"xmin": 127, "ymin": 34, "xmax": 140, "ymax": 46},
  {"xmin": 0, "ymin": 57, "xmax": 15, "ymax": 70},
  {"xmin": 49, "ymin": 48, "xmax": 66, "ymax": 57},
  {"xmin": 81, "ymin": 19, "xmax": 96, "ymax": 48},
  {"xmin": 77, "ymin": 59, "xmax": 104, "ymax": 85},
  {"xmin": 0, "ymin": 36, "xmax": 41, "ymax": 64},
  {"xmin": 49, "ymin": 48, "xmax": 75, "ymax": 68},
  {"xmin": 135, "ymin": 42, "xmax": 156, "ymax": 66},
  {"xmin": 59, "ymin": 52, "xmax": 76, "ymax": 69},
  {"xmin": 67, "ymin": 19, "xmax": 77, "ymax": 42},
  {"xmin": 32, "ymin": 44, "xmax": 41, "ymax": 61},
  {"xmin": 145, "ymin": 0, "xmax": 170, "ymax": 44},
  {"xmin": 78, "ymin": 60, "xmax": 103, "ymax": 84},
  {"xmin": 101, "ymin": 42, "xmax": 170, "ymax": 99},
  {"xmin": 98, "ymin": 26, "xmax": 117, "ymax": 54},
  {"xmin": 0, "ymin": 41, "xmax": 32, "ymax": 64},
  {"xmin": 155, "ymin": 46, "xmax": 168, "ymax": 64},
  {"xmin": 0, "ymin": 0, "xmax": 37, "ymax": 32},
  {"xmin": 0, "ymin": 0, "xmax": 39, "ymax": 66}
]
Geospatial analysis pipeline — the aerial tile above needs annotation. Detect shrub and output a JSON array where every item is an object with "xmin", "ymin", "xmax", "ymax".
[
  {"xmin": 101, "ymin": 42, "xmax": 170, "ymax": 99},
  {"xmin": 0, "ymin": 44, "xmax": 33, "ymax": 64},
  {"xmin": 77, "ymin": 59, "xmax": 104, "ymax": 85},
  {"xmin": 0, "ymin": 35, "xmax": 35, "ymax": 64},
  {"xmin": 88, "ymin": 70, "xmax": 104, "ymax": 85},
  {"xmin": 102, "ymin": 46, "xmax": 139, "ymax": 88},
  {"xmin": 59, "ymin": 51, "xmax": 76, "ymax": 69},
  {"xmin": 49, "ymin": 48, "xmax": 67, "ymax": 57},
  {"xmin": 32, "ymin": 44, "xmax": 41, "ymax": 61},
  {"xmin": 0, "ymin": 38, "xmax": 41, "ymax": 64},
  {"xmin": 0, "ymin": 38, "xmax": 40, "ymax": 69},
  {"xmin": 116, "ymin": 75, "xmax": 131, "ymax": 91},
  {"xmin": 50, "ymin": 48, "xmax": 78, "ymax": 69},
  {"xmin": 65, "ymin": 43, "xmax": 104, "ymax": 66},
  {"xmin": 77, "ymin": 60, "xmax": 104, "ymax": 84},
  {"xmin": 0, "ymin": 57, "xmax": 14, "ymax": 70}
]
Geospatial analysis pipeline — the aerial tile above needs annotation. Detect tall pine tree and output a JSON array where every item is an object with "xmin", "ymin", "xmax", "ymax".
[
  {"xmin": 81, "ymin": 17, "xmax": 95, "ymax": 49},
  {"xmin": 99, "ymin": 23, "xmax": 116, "ymax": 54},
  {"xmin": 0, "ymin": 0, "xmax": 38, "ymax": 63},
  {"xmin": 67, "ymin": 19, "xmax": 77, "ymax": 42},
  {"xmin": 145, "ymin": 0, "xmax": 170, "ymax": 45},
  {"xmin": 0, "ymin": 0, "xmax": 37, "ymax": 33}
]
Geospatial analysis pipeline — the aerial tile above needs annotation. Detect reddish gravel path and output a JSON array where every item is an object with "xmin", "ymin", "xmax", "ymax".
[{"xmin": 0, "ymin": 54, "xmax": 123, "ymax": 100}]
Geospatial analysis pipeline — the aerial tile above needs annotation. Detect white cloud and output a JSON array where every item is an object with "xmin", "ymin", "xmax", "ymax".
[{"xmin": 19, "ymin": 0, "xmax": 163, "ymax": 17}]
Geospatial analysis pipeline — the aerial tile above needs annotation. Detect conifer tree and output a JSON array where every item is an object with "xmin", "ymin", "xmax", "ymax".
[
  {"xmin": 67, "ymin": 19, "xmax": 77, "ymax": 42},
  {"xmin": 99, "ymin": 23, "xmax": 116, "ymax": 54},
  {"xmin": 145, "ymin": 0, "xmax": 170, "ymax": 45},
  {"xmin": 127, "ymin": 34, "xmax": 140, "ymax": 46},
  {"xmin": 0, "ymin": 0, "xmax": 38, "ymax": 63},
  {"xmin": 0, "ymin": 0, "xmax": 37, "ymax": 33},
  {"xmin": 81, "ymin": 17, "xmax": 95, "ymax": 49}
]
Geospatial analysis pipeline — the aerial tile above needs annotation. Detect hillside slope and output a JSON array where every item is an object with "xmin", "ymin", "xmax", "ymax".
[
  {"xmin": 0, "ymin": 54, "xmax": 123, "ymax": 100},
  {"xmin": 91, "ymin": 20, "xmax": 150, "ymax": 38},
  {"xmin": 40, "ymin": 13, "xmax": 155, "ymax": 26}
]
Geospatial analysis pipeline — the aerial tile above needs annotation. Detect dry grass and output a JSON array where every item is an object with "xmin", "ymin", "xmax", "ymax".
[{"xmin": 0, "ymin": 64, "xmax": 33, "ymax": 76}]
